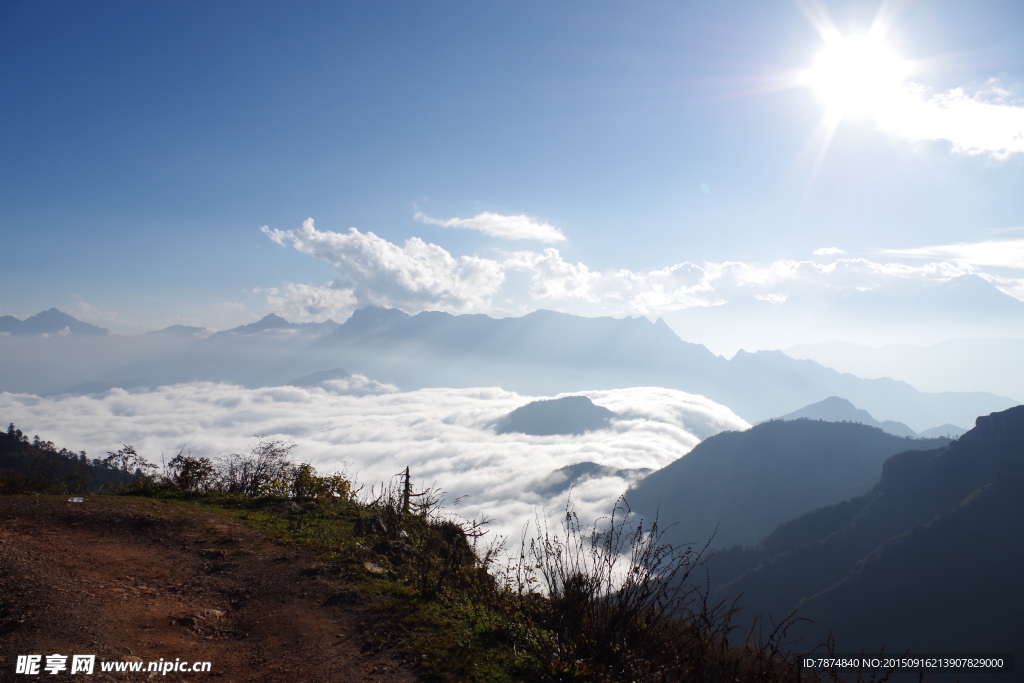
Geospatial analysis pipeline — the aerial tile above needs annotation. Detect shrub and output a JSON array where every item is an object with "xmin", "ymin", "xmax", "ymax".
[
  {"xmin": 216, "ymin": 438, "xmax": 296, "ymax": 497},
  {"xmin": 495, "ymin": 499, "xmax": 815, "ymax": 679},
  {"xmin": 166, "ymin": 450, "xmax": 216, "ymax": 493}
]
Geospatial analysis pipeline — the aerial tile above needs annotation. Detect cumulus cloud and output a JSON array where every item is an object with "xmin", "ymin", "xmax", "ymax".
[
  {"xmin": 0, "ymin": 383, "xmax": 747, "ymax": 541},
  {"xmin": 876, "ymin": 83, "xmax": 1024, "ymax": 158},
  {"xmin": 505, "ymin": 248, "xmax": 601, "ymax": 301},
  {"xmin": 259, "ymin": 219, "xmax": 1024, "ymax": 331},
  {"xmin": 415, "ymin": 211, "xmax": 566, "ymax": 243},
  {"xmin": 261, "ymin": 219, "xmax": 505, "ymax": 316}
]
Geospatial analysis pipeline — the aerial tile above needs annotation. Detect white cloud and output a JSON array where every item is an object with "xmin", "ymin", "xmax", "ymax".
[
  {"xmin": 65, "ymin": 301, "xmax": 144, "ymax": 332},
  {"xmin": 414, "ymin": 211, "xmax": 566, "ymax": 243},
  {"xmin": 880, "ymin": 238, "xmax": 1024, "ymax": 271},
  {"xmin": 505, "ymin": 248, "xmax": 601, "ymax": 301},
  {"xmin": 0, "ymin": 384, "xmax": 747, "ymax": 542},
  {"xmin": 876, "ymin": 82, "xmax": 1024, "ymax": 157},
  {"xmin": 258, "ymin": 283, "xmax": 358, "ymax": 323},
  {"xmin": 320, "ymin": 375, "xmax": 399, "ymax": 396},
  {"xmin": 261, "ymin": 219, "xmax": 506, "ymax": 316},
  {"xmin": 259, "ymin": 220, "xmax": 1024, "ymax": 331}
]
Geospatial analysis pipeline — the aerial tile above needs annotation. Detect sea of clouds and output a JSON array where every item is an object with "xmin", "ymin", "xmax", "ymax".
[{"xmin": 0, "ymin": 383, "xmax": 747, "ymax": 542}]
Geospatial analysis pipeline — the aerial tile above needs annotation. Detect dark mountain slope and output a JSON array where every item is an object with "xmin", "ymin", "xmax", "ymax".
[
  {"xmin": 0, "ymin": 424, "xmax": 123, "ymax": 493},
  {"xmin": 709, "ymin": 405, "xmax": 1024, "ymax": 657},
  {"xmin": 626, "ymin": 420, "xmax": 949, "ymax": 549},
  {"xmin": 800, "ymin": 463, "xmax": 1024, "ymax": 655},
  {"xmin": 496, "ymin": 395, "xmax": 616, "ymax": 436}
]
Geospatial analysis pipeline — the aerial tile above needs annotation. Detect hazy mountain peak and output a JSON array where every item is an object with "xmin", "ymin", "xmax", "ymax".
[
  {"xmin": 914, "ymin": 274, "xmax": 1024, "ymax": 314},
  {"xmin": 240, "ymin": 313, "xmax": 291, "ymax": 332},
  {"xmin": 775, "ymin": 396, "xmax": 918, "ymax": 437},
  {"xmin": 208, "ymin": 313, "xmax": 291, "ymax": 338},
  {"xmin": 916, "ymin": 423, "xmax": 967, "ymax": 439},
  {"xmin": 0, "ymin": 308, "xmax": 109, "ymax": 336},
  {"xmin": 344, "ymin": 305, "xmax": 410, "ymax": 331}
]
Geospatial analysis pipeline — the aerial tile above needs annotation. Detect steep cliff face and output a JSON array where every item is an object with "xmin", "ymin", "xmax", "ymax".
[
  {"xmin": 627, "ymin": 419, "xmax": 949, "ymax": 550},
  {"xmin": 709, "ymin": 405, "xmax": 1024, "ymax": 662}
]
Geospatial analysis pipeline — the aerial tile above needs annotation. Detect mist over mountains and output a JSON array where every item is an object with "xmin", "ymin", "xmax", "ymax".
[
  {"xmin": 665, "ymin": 274, "xmax": 1024, "ymax": 355},
  {"xmin": 0, "ymin": 305, "xmax": 1015, "ymax": 432},
  {"xmin": 3, "ymin": 303, "xmax": 1023, "ymax": 668},
  {"xmin": 787, "ymin": 336, "xmax": 1024, "ymax": 400}
]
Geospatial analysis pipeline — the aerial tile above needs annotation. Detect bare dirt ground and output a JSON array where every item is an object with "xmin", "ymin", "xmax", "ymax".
[{"xmin": 0, "ymin": 496, "xmax": 417, "ymax": 683}]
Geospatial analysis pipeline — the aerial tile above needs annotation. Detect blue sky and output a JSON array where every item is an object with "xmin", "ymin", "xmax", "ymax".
[{"xmin": 2, "ymin": 0, "xmax": 1023, "ymax": 336}]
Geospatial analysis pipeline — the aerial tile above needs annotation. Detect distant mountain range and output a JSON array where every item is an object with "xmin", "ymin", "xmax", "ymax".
[
  {"xmin": 144, "ymin": 324, "xmax": 211, "ymax": 339},
  {"xmin": 916, "ymin": 422, "xmax": 967, "ymax": 439},
  {"xmin": 773, "ymin": 396, "xmax": 920, "ymax": 438},
  {"xmin": 300, "ymin": 306, "xmax": 1013, "ymax": 430},
  {"xmin": 1, "ymin": 306, "xmax": 1016, "ymax": 431},
  {"xmin": 831, "ymin": 273, "xmax": 1024, "ymax": 323},
  {"xmin": 786, "ymin": 336, "xmax": 1024, "ymax": 400},
  {"xmin": 210, "ymin": 313, "xmax": 339, "ymax": 338},
  {"xmin": 0, "ymin": 308, "xmax": 109, "ymax": 336},
  {"xmin": 706, "ymin": 404, "xmax": 1024, "ymax": 661},
  {"xmin": 626, "ymin": 420, "xmax": 949, "ymax": 549}
]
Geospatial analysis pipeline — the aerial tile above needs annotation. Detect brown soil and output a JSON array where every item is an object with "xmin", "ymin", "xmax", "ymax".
[{"xmin": 0, "ymin": 496, "xmax": 417, "ymax": 683}]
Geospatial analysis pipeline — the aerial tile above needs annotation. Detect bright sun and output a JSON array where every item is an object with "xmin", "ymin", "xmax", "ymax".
[{"xmin": 801, "ymin": 36, "xmax": 912, "ymax": 118}]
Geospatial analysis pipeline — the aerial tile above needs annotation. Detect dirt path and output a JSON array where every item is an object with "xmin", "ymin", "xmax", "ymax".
[{"xmin": 0, "ymin": 497, "xmax": 416, "ymax": 683}]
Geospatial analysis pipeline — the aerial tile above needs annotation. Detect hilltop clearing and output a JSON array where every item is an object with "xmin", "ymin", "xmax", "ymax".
[{"xmin": 0, "ymin": 496, "xmax": 414, "ymax": 683}]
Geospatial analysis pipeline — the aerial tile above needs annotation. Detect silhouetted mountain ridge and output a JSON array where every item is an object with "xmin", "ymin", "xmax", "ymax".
[
  {"xmin": 705, "ymin": 404, "xmax": 1024, "ymax": 663},
  {"xmin": 627, "ymin": 420, "xmax": 949, "ymax": 549}
]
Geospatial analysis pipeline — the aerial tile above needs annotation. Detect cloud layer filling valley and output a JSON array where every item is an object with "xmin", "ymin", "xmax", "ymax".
[{"xmin": 0, "ymin": 384, "xmax": 747, "ymax": 541}]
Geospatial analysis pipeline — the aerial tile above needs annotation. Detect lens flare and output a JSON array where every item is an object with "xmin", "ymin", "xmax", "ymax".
[{"xmin": 801, "ymin": 36, "xmax": 912, "ymax": 118}]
